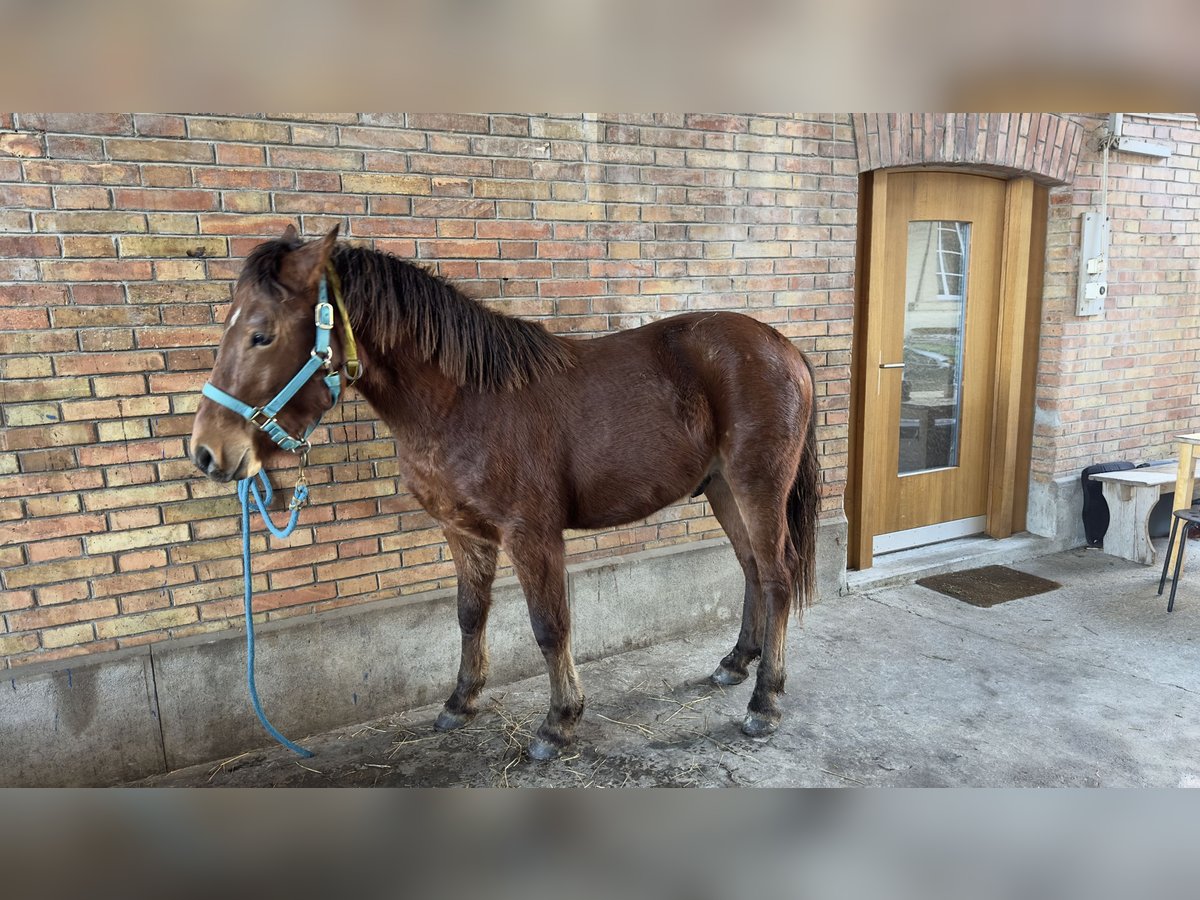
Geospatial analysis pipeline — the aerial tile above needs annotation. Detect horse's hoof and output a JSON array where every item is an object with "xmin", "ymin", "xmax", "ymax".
[
  {"xmin": 527, "ymin": 737, "xmax": 563, "ymax": 761},
  {"xmin": 741, "ymin": 712, "xmax": 779, "ymax": 738},
  {"xmin": 434, "ymin": 707, "xmax": 474, "ymax": 732},
  {"xmin": 710, "ymin": 665, "xmax": 748, "ymax": 686}
]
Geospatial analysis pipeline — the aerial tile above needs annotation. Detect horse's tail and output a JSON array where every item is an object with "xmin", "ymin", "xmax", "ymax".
[{"xmin": 788, "ymin": 354, "xmax": 821, "ymax": 615}]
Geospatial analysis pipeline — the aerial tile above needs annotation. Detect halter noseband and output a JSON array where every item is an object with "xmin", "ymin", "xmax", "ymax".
[{"xmin": 201, "ymin": 264, "xmax": 362, "ymax": 455}]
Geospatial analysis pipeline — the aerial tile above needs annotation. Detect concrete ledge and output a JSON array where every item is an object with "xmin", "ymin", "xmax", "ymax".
[
  {"xmin": 1027, "ymin": 473, "xmax": 1086, "ymax": 548},
  {"xmin": 0, "ymin": 521, "xmax": 848, "ymax": 786},
  {"xmin": 0, "ymin": 650, "xmax": 164, "ymax": 787},
  {"xmin": 569, "ymin": 540, "xmax": 744, "ymax": 662}
]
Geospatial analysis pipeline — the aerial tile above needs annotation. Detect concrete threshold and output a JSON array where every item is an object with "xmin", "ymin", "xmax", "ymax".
[{"xmin": 846, "ymin": 532, "xmax": 1068, "ymax": 594}]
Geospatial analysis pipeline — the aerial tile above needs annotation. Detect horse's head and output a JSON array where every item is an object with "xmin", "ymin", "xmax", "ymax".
[{"xmin": 190, "ymin": 224, "xmax": 344, "ymax": 482}]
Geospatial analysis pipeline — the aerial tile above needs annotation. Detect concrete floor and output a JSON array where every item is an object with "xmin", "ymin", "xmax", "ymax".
[{"xmin": 134, "ymin": 546, "xmax": 1200, "ymax": 787}]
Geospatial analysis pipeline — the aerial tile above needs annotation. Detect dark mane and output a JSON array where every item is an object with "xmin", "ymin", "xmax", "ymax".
[{"xmin": 244, "ymin": 238, "xmax": 576, "ymax": 391}]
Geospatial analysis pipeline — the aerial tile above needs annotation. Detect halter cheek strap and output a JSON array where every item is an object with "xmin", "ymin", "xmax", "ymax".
[{"xmin": 202, "ymin": 269, "xmax": 361, "ymax": 454}]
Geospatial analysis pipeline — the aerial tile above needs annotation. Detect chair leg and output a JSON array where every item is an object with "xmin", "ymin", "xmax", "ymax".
[
  {"xmin": 1168, "ymin": 524, "xmax": 1187, "ymax": 613},
  {"xmin": 1160, "ymin": 514, "xmax": 1181, "ymax": 596}
]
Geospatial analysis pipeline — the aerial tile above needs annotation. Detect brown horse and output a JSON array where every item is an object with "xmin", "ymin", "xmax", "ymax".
[{"xmin": 190, "ymin": 225, "xmax": 819, "ymax": 760}]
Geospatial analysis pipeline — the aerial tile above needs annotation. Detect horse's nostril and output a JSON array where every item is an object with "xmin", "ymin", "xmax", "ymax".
[{"xmin": 194, "ymin": 444, "xmax": 215, "ymax": 475}]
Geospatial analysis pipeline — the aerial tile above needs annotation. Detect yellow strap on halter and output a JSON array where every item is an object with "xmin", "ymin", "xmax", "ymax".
[{"xmin": 325, "ymin": 262, "xmax": 362, "ymax": 383}]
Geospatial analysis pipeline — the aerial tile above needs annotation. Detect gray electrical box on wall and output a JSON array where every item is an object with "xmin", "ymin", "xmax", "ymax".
[{"xmin": 1076, "ymin": 210, "xmax": 1110, "ymax": 316}]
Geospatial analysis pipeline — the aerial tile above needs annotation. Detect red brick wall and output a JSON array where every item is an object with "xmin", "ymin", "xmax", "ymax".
[
  {"xmin": 0, "ymin": 113, "xmax": 857, "ymax": 668},
  {"xmin": 1034, "ymin": 113, "xmax": 1200, "ymax": 485}
]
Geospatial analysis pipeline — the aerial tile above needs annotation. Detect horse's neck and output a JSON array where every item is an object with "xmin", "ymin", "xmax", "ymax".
[{"xmin": 352, "ymin": 340, "xmax": 459, "ymax": 446}]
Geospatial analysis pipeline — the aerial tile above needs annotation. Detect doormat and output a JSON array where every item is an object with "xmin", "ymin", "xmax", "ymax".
[{"xmin": 916, "ymin": 565, "xmax": 1061, "ymax": 607}]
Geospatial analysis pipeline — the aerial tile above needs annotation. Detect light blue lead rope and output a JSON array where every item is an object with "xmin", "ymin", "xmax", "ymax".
[{"xmin": 238, "ymin": 470, "xmax": 313, "ymax": 758}]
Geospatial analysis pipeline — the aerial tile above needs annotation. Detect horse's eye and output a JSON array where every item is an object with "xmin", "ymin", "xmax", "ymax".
[{"xmin": 251, "ymin": 332, "xmax": 272, "ymax": 347}]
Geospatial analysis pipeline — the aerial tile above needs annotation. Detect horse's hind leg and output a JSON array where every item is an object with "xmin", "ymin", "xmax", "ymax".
[
  {"xmin": 435, "ymin": 532, "xmax": 498, "ymax": 732},
  {"xmin": 507, "ymin": 529, "xmax": 584, "ymax": 760},
  {"xmin": 704, "ymin": 475, "xmax": 763, "ymax": 686},
  {"xmin": 723, "ymin": 474, "xmax": 799, "ymax": 738}
]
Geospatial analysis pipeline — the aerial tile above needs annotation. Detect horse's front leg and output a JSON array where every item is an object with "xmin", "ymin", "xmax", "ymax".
[
  {"xmin": 507, "ymin": 529, "xmax": 583, "ymax": 760},
  {"xmin": 434, "ymin": 532, "xmax": 499, "ymax": 732}
]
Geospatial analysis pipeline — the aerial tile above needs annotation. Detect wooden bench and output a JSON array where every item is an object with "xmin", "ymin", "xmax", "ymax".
[{"xmin": 1090, "ymin": 463, "xmax": 1199, "ymax": 565}]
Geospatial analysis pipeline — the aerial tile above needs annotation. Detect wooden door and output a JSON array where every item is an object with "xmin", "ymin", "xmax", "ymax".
[{"xmin": 860, "ymin": 171, "xmax": 1006, "ymax": 557}]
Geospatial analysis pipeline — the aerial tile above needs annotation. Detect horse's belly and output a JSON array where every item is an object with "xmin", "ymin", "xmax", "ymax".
[{"xmin": 568, "ymin": 456, "xmax": 711, "ymax": 530}]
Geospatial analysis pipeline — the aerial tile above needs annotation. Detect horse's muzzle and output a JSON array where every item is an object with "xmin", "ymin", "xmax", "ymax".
[
  {"xmin": 193, "ymin": 444, "xmax": 223, "ymax": 480},
  {"xmin": 192, "ymin": 443, "xmax": 244, "ymax": 482}
]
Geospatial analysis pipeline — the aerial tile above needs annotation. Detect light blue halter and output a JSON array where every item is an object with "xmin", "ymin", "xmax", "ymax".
[{"xmin": 201, "ymin": 276, "xmax": 344, "ymax": 456}]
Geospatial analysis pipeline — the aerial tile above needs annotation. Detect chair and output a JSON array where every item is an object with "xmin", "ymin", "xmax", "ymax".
[{"xmin": 1158, "ymin": 507, "xmax": 1200, "ymax": 611}]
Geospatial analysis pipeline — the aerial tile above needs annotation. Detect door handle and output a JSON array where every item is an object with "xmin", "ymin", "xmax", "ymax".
[{"xmin": 879, "ymin": 362, "xmax": 905, "ymax": 369}]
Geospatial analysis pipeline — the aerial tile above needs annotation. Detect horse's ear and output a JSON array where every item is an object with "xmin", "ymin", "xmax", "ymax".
[
  {"xmin": 318, "ymin": 224, "xmax": 339, "ymax": 255},
  {"xmin": 281, "ymin": 224, "xmax": 299, "ymax": 243},
  {"xmin": 307, "ymin": 225, "xmax": 339, "ymax": 287},
  {"xmin": 279, "ymin": 225, "xmax": 339, "ymax": 294}
]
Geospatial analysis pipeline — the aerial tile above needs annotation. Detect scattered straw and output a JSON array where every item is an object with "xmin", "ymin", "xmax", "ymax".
[
  {"xmin": 819, "ymin": 768, "xmax": 866, "ymax": 786},
  {"xmin": 679, "ymin": 726, "xmax": 759, "ymax": 763},
  {"xmin": 593, "ymin": 712, "xmax": 656, "ymax": 737},
  {"xmin": 207, "ymin": 752, "xmax": 250, "ymax": 782},
  {"xmin": 386, "ymin": 730, "xmax": 441, "ymax": 758},
  {"xmin": 647, "ymin": 693, "xmax": 712, "ymax": 724}
]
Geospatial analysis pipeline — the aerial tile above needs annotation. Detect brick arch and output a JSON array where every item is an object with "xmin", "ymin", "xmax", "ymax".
[{"xmin": 852, "ymin": 113, "xmax": 1085, "ymax": 185}]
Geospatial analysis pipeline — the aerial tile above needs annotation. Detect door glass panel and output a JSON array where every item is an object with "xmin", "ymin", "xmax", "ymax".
[{"xmin": 898, "ymin": 220, "xmax": 970, "ymax": 475}]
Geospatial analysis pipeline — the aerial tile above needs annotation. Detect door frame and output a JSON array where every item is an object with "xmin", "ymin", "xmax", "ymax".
[{"xmin": 847, "ymin": 168, "xmax": 1048, "ymax": 570}]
